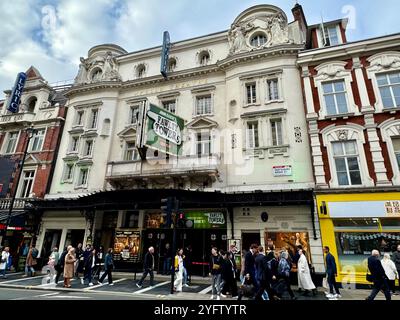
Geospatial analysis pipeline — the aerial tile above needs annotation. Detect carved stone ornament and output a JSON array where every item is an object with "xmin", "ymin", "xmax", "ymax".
[
  {"xmin": 338, "ymin": 130, "xmax": 349, "ymax": 141},
  {"xmin": 368, "ymin": 53, "xmax": 400, "ymax": 72},
  {"xmin": 228, "ymin": 11, "xmax": 292, "ymax": 55},
  {"xmin": 315, "ymin": 62, "xmax": 348, "ymax": 81}
]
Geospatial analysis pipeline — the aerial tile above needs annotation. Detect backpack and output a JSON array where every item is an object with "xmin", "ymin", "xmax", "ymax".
[{"xmin": 31, "ymin": 248, "xmax": 39, "ymax": 258}]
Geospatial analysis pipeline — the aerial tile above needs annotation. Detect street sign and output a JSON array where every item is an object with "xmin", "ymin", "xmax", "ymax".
[
  {"xmin": 160, "ymin": 31, "xmax": 170, "ymax": 79},
  {"xmin": 272, "ymin": 165, "xmax": 292, "ymax": 177},
  {"xmin": 6, "ymin": 72, "xmax": 27, "ymax": 113}
]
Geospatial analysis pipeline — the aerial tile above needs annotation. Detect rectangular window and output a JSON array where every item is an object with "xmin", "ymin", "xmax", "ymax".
[
  {"xmin": 78, "ymin": 168, "xmax": 89, "ymax": 186},
  {"xmin": 69, "ymin": 136, "xmax": 79, "ymax": 153},
  {"xmin": 162, "ymin": 100, "xmax": 176, "ymax": 114},
  {"xmin": 195, "ymin": 95, "xmax": 212, "ymax": 115},
  {"xmin": 124, "ymin": 141, "xmax": 138, "ymax": 161},
  {"xmin": 322, "ymin": 80, "xmax": 348, "ymax": 115},
  {"xmin": 84, "ymin": 140, "xmax": 93, "ymax": 157},
  {"xmin": 19, "ymin": 170, "xmax": 35, "ymax": 198},
  {"xmin": 376, "ymin": 72, "xmax": 400, "ymax": 108},
  {"xmin": 246, "ymin": 83, "xmax": 257, "ymax": 104},
  {"xmin": 323, "ymin": 26, "xmax": 339, "ymax": 46},
  {"xmin": 267, "ymin": 79, "xmax": 279, "ymax": 101},
  {"xmin": 332, "ymin": 141, "xmax": 362, "ymax": 186},
  {"xmin": 124, "ymin": 211, "xmax": 139, "ymax": 228},
  {"xmin": 246, "ymin": 122, "xmax": 259, "ymax": 149},
  {"xmin": 30, "ymin": 129, "xmax": 45, "ymax": 152},
  {"xmin": 5, "ymin": 131, "xmax": 19, "ymax": 154},
  {"xmin": 196, "ymin": 132, "xmax": 211, "ymax": 156},
  {"xmin": 75, "ymin": 110, "xmax": 84, "ymax": 126},
  {"xmin": 392, "ymin": 137, "xmax": 400, "ymax": 170},
  {"xmin": 271, "ymin": 118, "xmax": 283, "ymax": 146},
  {"xmin": 129, "ymin": 106, "xmax": 139, "ymax": 124},
  {"xmin": 89, "ymin": 109, "xmax": 98, "ymax": 129},
  {"xmin": 63, "ymin": 163, "xmax": 74, "ymax": 182}
]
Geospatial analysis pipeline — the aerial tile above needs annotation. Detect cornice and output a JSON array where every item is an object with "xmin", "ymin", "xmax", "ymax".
[{"xmin": 65, "ymin": 81, "xmax": 122, "ymax": 97}]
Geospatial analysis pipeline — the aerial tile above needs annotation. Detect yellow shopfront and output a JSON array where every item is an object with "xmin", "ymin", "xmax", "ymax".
[{"xmin": 317, "ymin": 192, "xmax": 400, "ymax": 285}]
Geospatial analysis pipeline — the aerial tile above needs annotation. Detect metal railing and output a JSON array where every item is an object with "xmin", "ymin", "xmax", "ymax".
[{"xmin": 0, "ymin": 198, "xmax": 26, "ymax": 210}]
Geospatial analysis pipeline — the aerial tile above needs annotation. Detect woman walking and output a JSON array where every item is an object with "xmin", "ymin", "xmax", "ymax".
[
  {"xmin": 382, "ymin": 252, "xmax": 398, "ymax": 295},
  {"xmin": 297, "ymin": 249, "xmax": 317, "ymax": 296},
  {"xmin": 99, "ymin": 248, "xmax": 114, "ymax": 285},
  {"xmin": 278, "ymin": 251, "xmax": 296, "ymax": 299},
  {"xmin": 210, "ymin": 247, "xmax": 223, "ymax": 300},
  {"xmin": 64, "ymin": 247, "xmax": 76, "ymax": 288},
  {"xmin": 48, "ymin": 247, "xmax": 59, "ymax": 268},
  {"xmin": 173, "ymin": 248, "xmax": 184, "ymax": 292}
]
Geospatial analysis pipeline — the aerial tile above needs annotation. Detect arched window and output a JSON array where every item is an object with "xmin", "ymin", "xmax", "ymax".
[
  {"xmin": 137, "ymin": 65, "xmax": 146, "ymax": 78},
  {"xmin": 27, "ymin": 97, "xmax": 37, "ymax": 113},
  {"xmin": 91, "ymin": 68, "xmax": 102, "ymax": 81},
  {"xmin": 199, "ymin": 51, "xmax": 210, "ymax": 66},
  {"xmin": 250, "ymin": 33, "xmax": 267, "ymax": 47}
]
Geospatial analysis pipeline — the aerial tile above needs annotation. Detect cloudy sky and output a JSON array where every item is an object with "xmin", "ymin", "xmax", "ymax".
[{"xmin": 0, "ymin": 0, "xmax": 399, "ymax": 99}]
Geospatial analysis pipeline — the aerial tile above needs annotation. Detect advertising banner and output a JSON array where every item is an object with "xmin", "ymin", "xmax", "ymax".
[
  {"xmin": 113, "ymin": 230, "xmax": 140, "ymax": 263},
  {"xmin": 6, "ymin": 72, "xmax": 27, "ymax": 113},
  {"xmin": 184, "ymin": 212, "xmax": 226, "ymax": 229},
  {"xmin": 144, "ymin": 103, "xmax": 184, "ymax": 156}
]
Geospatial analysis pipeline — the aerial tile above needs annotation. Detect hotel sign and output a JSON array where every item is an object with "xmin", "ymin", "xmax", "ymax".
[{"xmin": 6, "ymin": 72, "xmax": 27, "ymax": 113}]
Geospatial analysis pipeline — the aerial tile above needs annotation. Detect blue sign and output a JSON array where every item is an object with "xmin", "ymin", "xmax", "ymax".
[
  {"xmin": 160, "ymin": 31, "xmax": 170, "ymax": 79},
  {"xmin": 6, "ymin": 72, "xmax": 27, "ymax": 113}
]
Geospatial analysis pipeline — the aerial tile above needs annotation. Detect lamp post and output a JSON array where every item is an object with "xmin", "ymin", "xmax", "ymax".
[{"xmin": 1, "ymin": 126, "xmax": 35, "ymax": 246}]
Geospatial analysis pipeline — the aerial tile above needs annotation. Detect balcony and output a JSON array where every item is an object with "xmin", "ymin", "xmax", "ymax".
[
  {"xmin": 0, "ymin": 112, "xmax": 35, "ymax": 127},
  {"xmin": 0, "ymin": 198, "xmax": 26, "ymax": 211},
  {"xmin": 106, "ymin": 154, "xmax": 220, "ymax": 184}
]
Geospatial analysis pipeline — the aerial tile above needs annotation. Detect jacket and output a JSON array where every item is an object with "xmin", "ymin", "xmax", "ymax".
[
  {"xmin": 228, "ymin": 251, "xmax": 237, "ymax": 271},
  {"xmin": 63, "ymin": 253, "xmax": 76, "ymax": 278},
  {"xmin": 26, "ymin": 248, "xmax": 37, "ymax": 267},
  {"xmin": 244, "ymin": 250, "xmax": 255, "ymax": 275},
  {"xmin": 325, "ymin": 253, "xmax": 337, "ymax": 275},
  {"xmin": 221, "ymin": 258, "xmax": 235, "ymax": 281},
  {"xmin": 382, "ymin": 258, "xmax": 398, "ymax": 280},
  {"xmin": 368, "ymin": 256, "xmax": 387, "ymax": 281},
  {"xmin": 210, "ymin": 255, "xmax": 223, "ymax": 275},
  {"xmin": 254, "ymin": 254, "xmax": 265, "ymax": 282},
  {"xmin": 174, "ymin": 255, "xmax": 183, "ymax": 272},
  {"xmin": 143, "ymin": 252, "xmax": 154, "ymax": 270},
  {"xmin": 84, "ymin": 254, "xmax": 98, "ymax": 271},
  {"xmin": 104, "ymin": 253, "xmax": 114, "ymax": 271},
  {"xmin": 392, "ymin": 251, "xmax": 400, "ymax": 270},
  {"xmin": 278, "ymin": 258, "xmax": 291, "ymax": 278}
]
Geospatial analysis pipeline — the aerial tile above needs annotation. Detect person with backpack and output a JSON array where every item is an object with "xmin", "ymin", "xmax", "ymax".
[
  {"xmin": 25, "ymin": 245, "xmax": 38, "ymax": 277},
  {"xmin": 278, "ymin": 251, "xmax": 296, "ymax": 299}
]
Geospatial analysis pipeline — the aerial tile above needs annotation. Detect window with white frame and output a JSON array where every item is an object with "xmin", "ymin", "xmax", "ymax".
[
  {"xmin": 246, "ymin": 83, "xmax": 257, "ymax": 104},
  {"xmin": 69, "ymin": 136, "xmax": 79, "ymax": 153},
  {"xmin": 77, "ymin": 167, "xmax": 89, "ymax": 187},
  {"xmin": 322, "ymin": 80, "xmax": 348, "ymax": 115},
  {"xmin": 88, "ymin": 109, "xmax": 98, "ymax": 129},
  {"xmin": 376, "ymin": 72, "xmax": 400, "ymax": 108},
  {"xmin": 124, "ymin": 141, "xmax": 138, "ymax": 161},
  {"xmin": 29, "ymin": 129, "xmax": 45, "ymax": 152},
  {"xmin": 195, "ymin": 95, "xmax": 212, "ymax": 116},
  {"xmin": 246, "ymin": 121, "xmax": 259, "ymax": 149},
  {"xmin": 250, "ymin": 34, "xmax": 267, "ymax": 47},
  {"xmin": 129, "ymin": 105, "xmax": 140, "ymax": 124},
  {"xmin": 332, "ymin": 140, "xmax": 362, "ymax": 186},
  {"xmin": 267, "ymin": 78, "xmax": 279, "ymax": 101},
  {"xmin": 62, "ymin": 163, "xmax": 74, "ymax": 182},
  {"xmin": 162, "ymin": 100, "xmax": 176, "ymax": 114},
  {"xmin": 4, "ymin": 131, "xmax": 19, "ymax": 154},
  {"xmin": 271, "ymin": 118, "xmax": 283, "ymax": 146},
  {"xmin": 19, "ymin": 170, "xmax": 35, "ymax": 198},
  {"xmin": 391, "ymin": 136, "xmax": 400, "ymax": 170},
  {"xmin": 322, "ymin": 26, "xmax": 339, "ymax": 46},
  {"xmin": 83, "ymin": 140, "xmax": 94, "ymax": 157},
  {"xmin": 196, "ymin": 132, "xmax": 211, "ymax": 156},
  {"xmin": 75, "ymin": 110, "xmax": 84, "ymax": 126}
]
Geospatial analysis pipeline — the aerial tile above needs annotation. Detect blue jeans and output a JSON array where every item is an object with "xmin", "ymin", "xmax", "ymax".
[
  {"xmin": 163, "ymin": 258, "xmax": 171, "ymax": 275},
  {"xmin": 0, "ymin": 268, "xmax": 6, "ymax": 277},
  {"xmin": 25, "ymin": 265, "xmax": 35, "ymax": 276},
  {"xmin": 183, "ymin": 267, "xmax": 188, "ymax": 285}
]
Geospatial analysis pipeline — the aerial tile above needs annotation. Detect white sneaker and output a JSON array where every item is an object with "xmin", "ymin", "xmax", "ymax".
[
  {"xmin": 324, "ymin": 291, "xmax": 330, "ymax": 296},
  {"xmin": 220, "ymin": 293, "xmax": 226, "ymax": 298},
  {"xmin": 109, "ymin": 283, "xmax": 114, "ymax": 286},
  {"xmin": 89, "ymin": 282, "xmax": 94, "ymax": 286},
  {"xmin": 210, "ymin": 294, "xmax": 214, "ymax": 300},
  {"xmin": 184, "ymin": 284, "xmax": 189, "ymax": 287},
  {"xmin": 326, "ymin": 293, "xmax": 335, "ymax": 299},
  {"xmin": 136, "ymin": 283, "xmax": 142, "ymax": 288},
  {"xmin": 217, "ymin": 295, "xmax": 221, "ymax": 300},
  {"xmin": 335, "ymin": 294, "xmax": 342, "ymax": 298},
  {"xmin": 80, "ymin": 278, "xmax": 84, "ymax": 285}
]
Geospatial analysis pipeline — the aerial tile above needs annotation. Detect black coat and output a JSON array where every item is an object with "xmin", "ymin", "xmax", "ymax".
[
  {"xmin": 221, "ymin": 258, "xmax": 235, "ymax": 281},
  {"xmin": 84, "ymin": 254, "xmax": 98, "ymax": 271},
  {"xmin": 368, "ymin": 256, "xmax": 387, "ymax": 281},
  {"xmin": 210, "ymin": 255, "xmax": 223, "ymax": 275},
  {"xmin": 244, "ymin": 251, "xmax": 255, "ymax": 275},
  {"xmin": 143, "ymin": 252, "xmax": 154, "ymax": 270},
  {"xmin": 56, "ymin": 250, "xmax": 68, "ymax": 270},
  {"xmin": 228, "ymin": 251, "xmax": 237, "ymax": 271},
  {"xmin": 325, "ymin": 253, "xmax": 337, "ymax": 275}
]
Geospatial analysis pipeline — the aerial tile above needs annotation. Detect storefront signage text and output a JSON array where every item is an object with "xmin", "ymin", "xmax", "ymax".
[
  {"xmin": 272, "ymin": 165, "xmax": 292, "ymax": 177},
  {"xmin": 7, "ymin": 72, "xmax": 27, "ymax": 113}
]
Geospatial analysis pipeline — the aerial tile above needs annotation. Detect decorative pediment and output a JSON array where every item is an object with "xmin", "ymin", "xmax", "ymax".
[
  {"xmin": 24, "ymin": 154, "xmax": 40, "ymax": 165},
  {"xmin": 117, "ymin": 126, "xmax": 137, "ymax": 138},
  {"xmin": 321, "ymin": 124, "xmax": 365, "ymax": 146},
  {"xmin": 187, "ymin": 117, "xmax": 218, "ymax": 129},
  {"xmin": 314, "ymin": 61, "xmax": 349, "ymax": 81},
  {"xmin": 367, "ymin": 51, "xmax": 400, "ymax": 72}
]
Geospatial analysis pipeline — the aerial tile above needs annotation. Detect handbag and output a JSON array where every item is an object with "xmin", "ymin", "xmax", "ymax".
[
  {"xmin": 366, "ymin": 267, "xmax": 373, "ymax": 282},
  {"xmin": 322, "ymin": 277, "xmax": 329, "ymax": 289}
]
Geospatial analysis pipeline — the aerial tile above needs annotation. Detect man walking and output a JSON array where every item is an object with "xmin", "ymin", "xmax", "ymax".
[
  {"xmin": 366, "ymin": 249, "xmax": 391, "ymax": 301},
  {"xmin": 162, "ymin": 243, "xmax": 171, "ymax": 275},
  {"xmin": 244, "ymin": 244, "xmax": 258, "ymax": 287},
  {"xmin": 323, "ymin": 246, "xmax": 341, "ymax": 299},
  {"xmin": 392, "ymin": 244, "xmax": 400, "ymax": 294},
  {"xmin": 137, "ymin": 246, "xmax": 155, "ymax": 288}
]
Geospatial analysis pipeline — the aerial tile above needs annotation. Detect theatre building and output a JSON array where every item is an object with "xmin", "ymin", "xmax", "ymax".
[
  {"xmin": 0, "ymin": 67, "xmax": 67, "ymax": 268},
  {"xmin": 31, "ymin": 4, "xmax": 325, "ymax": 277},
  {"xmin": 298, "ymin": 18, "xmax": 400, "ymax": 284}
]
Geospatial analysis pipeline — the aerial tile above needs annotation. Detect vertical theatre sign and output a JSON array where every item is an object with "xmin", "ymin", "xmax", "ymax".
[
  {"xmin": 160, "ymin": 31, "xmax": 171, "ymax": 79},
  {"xmin": 6, "ymin": 72, "xmax": 27, "ymax": 113},
  {"xmin": 144, "ymin": 103, "xmax": 184, "ymax": 156}
]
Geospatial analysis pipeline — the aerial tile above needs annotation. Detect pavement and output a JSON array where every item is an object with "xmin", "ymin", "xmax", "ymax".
[{"xmin": 0, "ymin": 271, "xmax": 399, "ymax": 301}]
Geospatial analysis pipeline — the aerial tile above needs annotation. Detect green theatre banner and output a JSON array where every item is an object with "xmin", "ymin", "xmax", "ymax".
[
  {"xmin": 144, "ymin": 103, "xmax": 184, "ymax": 156},
  {"xmin": 185, "ymin": 212, "xmax": 226, "ymax": 229}
]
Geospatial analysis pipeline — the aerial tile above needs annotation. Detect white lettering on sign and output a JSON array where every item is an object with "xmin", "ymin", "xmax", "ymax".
[
  {"xmin": 206, "ymin": 212, "xmax": 225, "ymax": 225},
  {"xmin": 147, "ymin": 110, "xmax": 182, "ymax": 145}
]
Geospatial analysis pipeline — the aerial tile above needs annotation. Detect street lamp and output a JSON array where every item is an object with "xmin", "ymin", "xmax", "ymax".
[{"xmin": 1, "ymin": 126, "xmax": 36, "ymax": 246}]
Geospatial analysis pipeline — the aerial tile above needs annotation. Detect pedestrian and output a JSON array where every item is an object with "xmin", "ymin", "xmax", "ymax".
[
  {"xmin": 93, "ymin": 245, "xmax": 104, "ymax": 280},
  {"xmin": 75, "ymin": 243, "xmax": 84, "ymax": 277},
  {"xmin": 392, "ymin": 244, "xmax": 400, "ymax": 294},
  {"xmin": 55, "ymin": 246, "xmax": 71, "ymax": 284},
  {"xmin": 244, "ymin": 244, "xmax": 258, "ymax": 288},
  {"xmin": 228, "ymin": 244, "xmax": 238, "ymax": 280},
  {"xmin": 221, "ymin": 251, "xmax": 238, "ymax": 298},
  {"xmin": 210, "ymin": 247, "xmax": 223, "ymax": 300},
  {"xmin": 83, "ymin": 248, "xmax": 98, "ymax": 286},
  {"xmin": 0, "ymin": 247, "xmax": 10, "ymax": 278},
  {"xmin": 297, "ymin": 249, "xmax": 317, "ymax": 296},
  {"xmin": 183, "ymin": 245, "xmax": 192, "ymax": 286},
  {"xmin": 238, "ymin": 273, "xmax": 256, "ymax": 300},
  {"xmin": 366, "ymin": 249, "xmax": 391, "ymax": 300},
  {"xmin": 323, "ymin": 246, "xmax": 341, "ymax": 299},
  {"xmin": 255, "ymin": 246, "xmax": 266, "ymax": 291},
  {"xmin": 162, "ymin": 243, "xmax": 172, "ymax": 275},
  {"xmin": 136, "ymin": 246, "xmax": 155, "ymax": 288},
  {"xmin": 99, "ymin": 248, "xmax": 114, "ymax": 286},
  {"xmin": 240, "ymin": 249, "xmax": 247, "ymax": 283},
  {"xmin": 278, "ymin": 251, "xmax": 296, "ymax": 299},
  {"xmin": 382, "ymin": 252, "xmax": 398, "ymax": 295},
  {"xmin": 64, "ymin": 247, "xmax": 76, "ymax": 288},
  {"xmin": 173, "ymin": 248, "xmax": 184, "ymax": 292},
  {"xmin": 25, "ymin": 245, "xmax": 38, "ymax": 277},
  {"xmin": 48, "ymin": 247, "xmax": 59, "ymax": 269}
]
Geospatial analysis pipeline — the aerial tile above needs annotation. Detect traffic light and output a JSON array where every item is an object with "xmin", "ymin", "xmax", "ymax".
[
  {"xmin": 176, "ymin": 212, "xmax": 194, "ymax": 229},
  {"xmin": 161, "ymin": 197, "xmax": 174, "ymax": 228}
]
